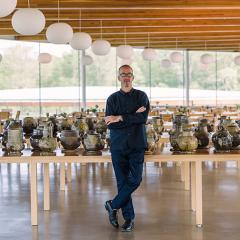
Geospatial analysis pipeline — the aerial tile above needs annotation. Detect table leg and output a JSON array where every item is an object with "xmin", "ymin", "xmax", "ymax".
[
  {"xmin": 237, "ymin": 160, "xmax": 240, "ymax": 169},
  {"xmin": 180, "ymin": 162, "xmax": 185, "ymax": 182},
  {"xmin": 30, "ymin": 161, "xmax": 38, "ymax": 226},
  {"xmin": 60, "ymin": 163, "xmax": 65, "ymax": 191},
  {"xmin": 184, "ymin": 162, "xmax": 190, "ymax": 190},
  {"xmin": 195, "ymin": 160, "xmax": 203, "ymax": 227},
  {"xmin": 67, "ymin": 163, "xmax": 72, "ymax": 182},
  {"xmin": 191, "ymin": 162, "xmax": 196, "ymax": 211},
  {"xmin": 44, "ymin": 163, "xmax": 50, "ymax": 211}
]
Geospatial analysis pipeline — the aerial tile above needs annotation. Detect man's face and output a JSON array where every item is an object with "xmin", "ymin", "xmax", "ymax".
[{"xmin": 118, "ymin": 66, "xmax": 134, "ymax": 88}]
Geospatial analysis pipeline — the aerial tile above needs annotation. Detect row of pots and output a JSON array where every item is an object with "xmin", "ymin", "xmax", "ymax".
[
  {"xmin": 169, "ymin": 113, "xmax": 240, "ymax": 153},
  {"xmin": 0, "ymin": 115, "xmax": 108, "ymax": 155}
]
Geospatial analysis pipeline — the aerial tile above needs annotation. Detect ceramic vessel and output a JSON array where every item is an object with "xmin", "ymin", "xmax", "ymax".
[
  {"xmin": 83, "ymin": 131, "xmax": 105, "ymax": 155},
  {"xmin": 6, "ymin": 120, "xmax": 24, "ymax": 154},
  {"xmin": 177, "ymin": 126, "xmax": 198, "ymax": 153},
  {"xmin": 194, "ymin": 123, "xmax": 209, "ymax": 149},
  {"xmin": 60, "ymin": 130, "xmax": 81, "ymax": 151},
  {"xmin": 226, "ymin": 122, "xmax": 240, "ymax": 148},
  {"xmin": 39, "ymin": 123, "xmax": 57, "ymax": 152},
  {"xmin": 30, "ymin": 128, "xmax": 43, "ymax": 151},
  {"xmin": 145, "ymin": 124, "xmax": 159, "ymax": 154},
  {"xmin": 212, "ymin": 126, "xmax": 232, "ymax": 152},
  {"xmin": 22, "ymin": 117, "xmax": 37, "ymax": 137},
  {"xmin": 151, "ymin": 116, "xmax": 164, "ymax": 137}
]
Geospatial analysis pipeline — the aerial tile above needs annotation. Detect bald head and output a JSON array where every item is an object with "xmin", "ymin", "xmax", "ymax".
[{"xmin": 118, "ymin": 65, "xmax": 133, "ymax": 75}]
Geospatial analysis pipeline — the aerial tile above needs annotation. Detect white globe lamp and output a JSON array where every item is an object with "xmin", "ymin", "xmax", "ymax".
[
  {"xmin": 46, "ymin": 23, "xmax": 73, "ymax": 44},
  {"xmin": 91, "ymin": 39, "xmax": 111, "ymax": 56},
  {"xmin": 38, "ymin": 53, "xmax": 52, "ymax": 64},
  {"xmin": 70, "ymin": 32, "xmax": 92, "ymax": 50},
  {"xmin": 234, "ymin": 55, "xmax": 240, "ymax": 66},
  {"xmin": 161, "ymin": 59, "xmax": 171, "ymax": 68},
  {"xmin": 0, "ymin": 0, "xmax": 17, "ymax": 18},
  {"xmin": 170, "ymin": 51, "xmax": 183, "ymax": 63},
  {"xmin": 142, "ymin": 48, "xmax": 157, "ymax": 61},
  {"xmin": 200, "ymin": 53, "xmax": 214, "ymax": 65},
  {"xmin": 116, "ymin": 45, "xmax": 133, "ymax": 59},
  {"xmin": 82, "ymin": 55, "xmax": 93, "ymax": 65},
  {"xmin": 12, "ymin": 9, "xmax": 46, "ymax": 35}
]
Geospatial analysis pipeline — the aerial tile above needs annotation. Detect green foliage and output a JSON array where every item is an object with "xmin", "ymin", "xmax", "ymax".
[{"xmin": 1, "ymin": 44, "xmax": 240, "ymax": 92}]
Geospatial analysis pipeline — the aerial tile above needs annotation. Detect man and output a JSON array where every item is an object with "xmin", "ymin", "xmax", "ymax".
[{"xmin": 104, "ymin": 65, "xmax": 150, "ymax": 232}]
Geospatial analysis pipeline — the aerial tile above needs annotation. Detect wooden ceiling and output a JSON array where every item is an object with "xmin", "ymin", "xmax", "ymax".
[{"xmin": 2, "ymin": 0, "xmax": 240, "ymax": 51}]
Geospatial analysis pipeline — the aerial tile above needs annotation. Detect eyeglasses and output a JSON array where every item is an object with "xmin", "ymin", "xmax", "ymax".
[{"xmin": 119, "ymin": 73, "xmax": 133, "ymax": 77}]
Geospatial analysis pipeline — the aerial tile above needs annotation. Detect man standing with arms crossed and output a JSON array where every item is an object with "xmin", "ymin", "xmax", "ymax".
[{"xmin": 104, "ymin": 65, "xmax": 150, "ymax": 232}]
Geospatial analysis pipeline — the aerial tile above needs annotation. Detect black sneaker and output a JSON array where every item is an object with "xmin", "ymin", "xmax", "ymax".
[
  {"xmin": 121, "ymin": 219, "xmax": 134, "ymax": 232},
  {"xmin": 104, "ymin": 200, "xmax": 119, "ymax": 228}
]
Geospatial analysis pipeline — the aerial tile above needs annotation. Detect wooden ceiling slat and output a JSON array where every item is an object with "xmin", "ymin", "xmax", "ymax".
[{"xmin": 2, "ymin": 1, "xmax": 240, "ymax": 51}]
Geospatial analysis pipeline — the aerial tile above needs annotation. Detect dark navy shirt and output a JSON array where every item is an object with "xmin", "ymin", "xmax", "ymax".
[{"xmin": 105, "ymin": 88, "xmax": 150, "ymax": 151}]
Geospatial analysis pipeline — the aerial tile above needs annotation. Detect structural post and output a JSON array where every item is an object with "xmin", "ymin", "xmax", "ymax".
[
  {"xmin": 81, "ymin": 50, "xmax": 86, "ymax": 110},
  {"xmin": 185, "ymin": 50, "xmax": 190, "ymax": 107}
]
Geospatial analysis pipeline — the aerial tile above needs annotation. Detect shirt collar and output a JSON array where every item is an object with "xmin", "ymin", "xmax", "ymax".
[{"xmin": 119, "ymin": 88, "xmax": 134, "ymax": 96}]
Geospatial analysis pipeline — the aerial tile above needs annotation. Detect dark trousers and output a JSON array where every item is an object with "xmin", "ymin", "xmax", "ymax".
[{"xmin": 110, "ymin": 148, "xmax": 144, "ymax": 220}]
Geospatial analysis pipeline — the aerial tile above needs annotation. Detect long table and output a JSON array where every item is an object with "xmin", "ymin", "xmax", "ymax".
[{"xmin": 1, "ymin": 147, "xmax": 240, "ymax": 228}]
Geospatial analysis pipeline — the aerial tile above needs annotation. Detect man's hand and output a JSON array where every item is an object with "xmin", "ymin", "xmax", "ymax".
[
  {"xmin": 105, "ymin": 115, "xmax": 123, "ymax": 125},
  {"xmin": 136, "ymin": 106, "xmax": 146, "ymax": 113}
]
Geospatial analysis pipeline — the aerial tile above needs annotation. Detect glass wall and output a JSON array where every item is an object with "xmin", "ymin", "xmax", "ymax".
[
  {"xmin": 39, "ymin": 42, "xmax": 79, "ymax": 115},
  {"xmin": 0, "ymin": 40, "xmax": 39, "ymax": 117},
  {"xmin": 1, "ymin": 38, "xmax": 240, "ymax": 117},
  {"xmin": 189, "ymin": 51, "xmax": 240, "ymax": 107},
  {"xmin": 85, "ymin": 47, "xmax": 117, "ymax": 110}
]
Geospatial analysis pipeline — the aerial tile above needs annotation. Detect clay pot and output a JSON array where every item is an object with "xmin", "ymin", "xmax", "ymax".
[
  {"xmin": 60, "ymin": 130, "xmax": 81, "ymax": 151},
  {"xmin": 177, "ymin": 127, "xmax": 198, "ymax": 153},
  {"xmin": 6, "ymin": 120, "xmax": 24, "ymax": 153},
  {"xmin": 83, "ymin": 131, "xmax": 105, "ymax": 155},
  {"xmin": 151, "ymin": 116, "xmax": 164, "ymax": 136},
  {"xmin": 145, "ymin": 124, "xmax": 159, "ymax": 154},
  {"xmin": 30, "ymin": 128, "xmax": 43, "ymax": 151},
  {"xmin": 212, "ymin": 126, "xmax": 232, "ymax": 152},
  {"xmin": 226, "ymin": 122, "xmax": 240, "ymax": 148},
  {"xmin": 22, "ymin": 117, "xmax": 37, "ymax": 137},
  {"xmin": 194, "ymin": 125, "xmax": 209, "ymax": 148},
  {"xmin": 95, "ymin": 118, "xmax": 107, "ymax": 135}
]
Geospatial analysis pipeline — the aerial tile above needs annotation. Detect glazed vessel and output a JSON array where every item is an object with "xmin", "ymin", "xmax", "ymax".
[
  {"xmin": 177, "ymin": 125, "xmax": 198, "ymax": 153},
  {"xmin": 212, "ymin": 126, "xmax": 232, "ymax": 152},
  {"xmin": 82, "ymin": 131, "xmax": 105, "ymax": 155},
  {"xmin": 60, "ymin": 130, "xmax": 81, "ymax": 151}
]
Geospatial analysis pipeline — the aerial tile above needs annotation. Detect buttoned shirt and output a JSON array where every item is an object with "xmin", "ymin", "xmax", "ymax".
[{"xmin": 105, "ymin": 88, "xmax": 150, "ymax": 151}]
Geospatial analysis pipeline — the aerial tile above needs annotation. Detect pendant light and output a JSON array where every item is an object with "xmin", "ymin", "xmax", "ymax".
[
  {"xmin": 38, "ymin": 53, "xmax": 52, "ymax": 64},
  {"xmin": 170, "ymin": 38, "xmax": 183, "ymax": 63},
  {"xmin": 200, "ymin": 40, "xmax": 214, "ymax": 65},
  {"xmin": 12, "ymin": 0, "xmax": 45, "ymax": 35},
  {"xmin": 82, "ymin": 55, "xmax": 93, "ymax": 65},
  {"xmin": 46, "ymin": 0, "xmax": 73, "ymax": 44},
  {"xmin": 91, "ymin": 20, "xmax": 111, "ymax": 56},
  {"xmin": 70, "ymin": 9, "xmax": 92, "ymax": 50},
  {"xmin": 116, "ymin": 27, "xmax": 133, "ymax": 59},
  {"xmin": 142, "ymin": 33, "xmax": 157, "ymax": 61},
  {"xmin": 161, "ymin": 59, "xmax": 171, "ymax": 68},
  {"xmin": 0, "ymin": 0, "xmax": 17, "ymax": 18}
]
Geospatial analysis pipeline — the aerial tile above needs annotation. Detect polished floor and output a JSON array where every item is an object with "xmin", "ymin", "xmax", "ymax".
[{"xmin": 1, "ymin": 161, "xmax": 240, "ymax": 240}]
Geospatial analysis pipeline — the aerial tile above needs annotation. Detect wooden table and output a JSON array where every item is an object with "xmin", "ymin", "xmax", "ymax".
[{"xmin": 1, "ymin": 148, "xmax": 240, "ymax": 228}]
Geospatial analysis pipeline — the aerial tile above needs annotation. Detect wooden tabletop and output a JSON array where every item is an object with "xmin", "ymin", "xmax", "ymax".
[{"xmin": 1, "ymin": 146, "xmax": 240, "ymax": 164}]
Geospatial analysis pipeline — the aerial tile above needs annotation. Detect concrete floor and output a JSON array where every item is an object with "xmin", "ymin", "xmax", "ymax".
[{"xmin": 1, "ymin": 161, "xmax": 240, "ymax": 240}]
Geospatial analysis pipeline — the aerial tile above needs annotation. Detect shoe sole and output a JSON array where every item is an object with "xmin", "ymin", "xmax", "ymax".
[{"xmin": 121, "ymin": 228, "xmax": 134, "ymax": 232}]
